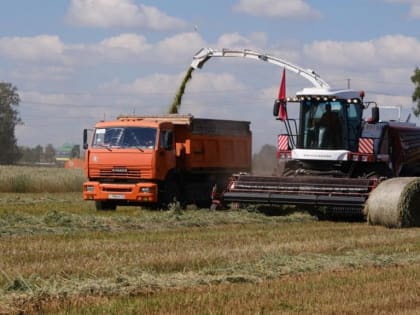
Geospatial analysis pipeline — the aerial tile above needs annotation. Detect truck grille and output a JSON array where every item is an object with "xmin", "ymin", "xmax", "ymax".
[{"xmin": 90, "ymin": 167, "xmax": 151, "ymax": 179}]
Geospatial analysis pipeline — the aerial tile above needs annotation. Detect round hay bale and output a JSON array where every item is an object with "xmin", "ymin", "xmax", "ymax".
[{"xmin": 364, "ymin": 177, "xmax": 420, "ymax": 228}]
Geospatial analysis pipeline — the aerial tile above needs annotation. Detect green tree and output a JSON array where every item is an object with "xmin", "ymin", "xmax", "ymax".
[
  {"xmin": 412, "ymin": 67, "xmax": 420, "ymax": 116},
  {"xmin": 44, "ymin": 144, "xmax": 56, "ymax": 163},
  {"xmin": 71, "ymin": 144, "xmax": 80, "ymax": 159},
  {"xmin": 33, "ymin": 145, "xmax": 43, "ymax": 163},
  {"xmin": 0, "ymin": 82, "xmax": 22, "ymax": 164}
]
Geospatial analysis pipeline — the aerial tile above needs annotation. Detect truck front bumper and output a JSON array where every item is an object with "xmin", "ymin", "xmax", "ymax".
[{"xmin": 83, "ymin": 181, "xmax": 158, "ymax": 203}]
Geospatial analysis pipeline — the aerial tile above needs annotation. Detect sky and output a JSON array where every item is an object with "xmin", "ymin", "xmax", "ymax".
[{"xmin": 0, "ymin": 0, "xmax": 419, "ymax": 152}]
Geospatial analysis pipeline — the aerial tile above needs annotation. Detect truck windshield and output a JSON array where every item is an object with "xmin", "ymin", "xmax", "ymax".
[{"xmin": 93, "ymin": 127, "xmax": 157, "ymax": 149}]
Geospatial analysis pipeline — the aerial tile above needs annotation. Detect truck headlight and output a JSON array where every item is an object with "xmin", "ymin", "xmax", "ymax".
[
  {"xmin": 140, "ymin": 187, "xmax": 151, "ymax": 193},
  {"xmin": 86, "ymin": 185, "xmax": 94, "ymax": 192}
]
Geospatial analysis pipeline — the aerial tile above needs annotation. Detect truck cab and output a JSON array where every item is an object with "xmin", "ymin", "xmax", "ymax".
[{"xmin": 83, "ymin": 117, "xmax": 176, "ymax": 210}]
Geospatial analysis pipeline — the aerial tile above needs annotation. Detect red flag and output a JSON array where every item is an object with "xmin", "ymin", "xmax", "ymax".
[{"xmin": 277, "ymin": 68, "xmax": 287, "ymax": 120}]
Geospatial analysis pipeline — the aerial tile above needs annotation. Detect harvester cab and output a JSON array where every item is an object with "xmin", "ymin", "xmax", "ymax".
[
  {"xmin": 278, "ymin": 88, "xmax": 365, "ymax": 152},
  {"xmin": 274, "ymin": 87, "xmax": 384, "ymax": 178}
]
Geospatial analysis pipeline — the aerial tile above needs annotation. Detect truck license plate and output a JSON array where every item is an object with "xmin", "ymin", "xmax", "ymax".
[{"xmin": 108, "ymin": 194, "xmax": 125, "ymax": 199}]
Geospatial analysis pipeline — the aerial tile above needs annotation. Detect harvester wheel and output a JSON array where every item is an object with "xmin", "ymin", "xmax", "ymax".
[
  {"xmin": 364, "ymin": 177, "xmax": 420, "ymax": 228},
  {"xmin": 229, "ymin": 202, "xmax": 242, "ymax": 210}
]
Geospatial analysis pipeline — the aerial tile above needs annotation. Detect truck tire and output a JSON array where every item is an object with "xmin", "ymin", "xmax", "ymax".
[
  {"xmin": 159, "ymin": 174, "xmax": 182, "ymax": 209},
  {"xmin": 95, "ymin": 200, "xmax": 117, "ymax": 211}
]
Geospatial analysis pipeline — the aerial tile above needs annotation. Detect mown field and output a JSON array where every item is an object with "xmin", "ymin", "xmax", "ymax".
[{"xmin": 0, "ymin": 167, "xmax": 419, "ymax": 314}]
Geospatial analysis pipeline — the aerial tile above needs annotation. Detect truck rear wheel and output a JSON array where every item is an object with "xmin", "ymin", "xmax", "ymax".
[
  {"xmin": 159, "ymin": 174, "xmax": 182, "ymax": 209},
  {"xmin": 95, "ymin": 201, "xmax": 117, "ymax": 211}
]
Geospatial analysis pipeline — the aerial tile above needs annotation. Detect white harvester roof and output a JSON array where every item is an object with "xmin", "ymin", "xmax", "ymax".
[{"xmin": 296, "ymin": 87, "xmax": 363, "ymax": 100}]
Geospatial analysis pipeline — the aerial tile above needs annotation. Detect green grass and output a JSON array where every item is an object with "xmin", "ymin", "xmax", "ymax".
[
  {"xmin": 0, "ymin": 193, "xmax": 419, "ymax": 314},
  {"xmin": 0, "ymin": 165, "xmax": 85, "ymax": 193}
]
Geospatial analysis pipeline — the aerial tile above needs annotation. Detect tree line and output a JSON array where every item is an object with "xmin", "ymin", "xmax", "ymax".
[
  {"xmin": 19, "ymin": 144, "xmax": 56, "ymax": 164},
  {"xmin": 0, "ymin": 82, "xmax": 82, "ymax": 165},
  {"xmin": 1, "ymin": 69, "xmax": 420, "ymax": 164},
  {"xmin": 18, "ymin": 144, "xmax": 80, "ymax": 164}
]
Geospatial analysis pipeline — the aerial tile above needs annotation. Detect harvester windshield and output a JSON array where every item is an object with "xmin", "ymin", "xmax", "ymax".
[
  {"xmin": 92, "ymin": 127, "xmax": 157, "ymax": 149},
  {"xmin": 297, "ymin": 99, "xmax": 363, "ymax": 151}
]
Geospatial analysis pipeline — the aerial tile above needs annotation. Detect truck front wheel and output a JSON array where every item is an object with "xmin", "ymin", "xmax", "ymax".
[{"xmin": 95, "ymin": 201, "xmax": 117, "ymax": 211}]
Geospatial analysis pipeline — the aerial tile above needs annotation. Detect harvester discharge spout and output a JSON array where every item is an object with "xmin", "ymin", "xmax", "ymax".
[{"xmin": 191, "ymin": 48, "xmax": 331, "ymax": 89}]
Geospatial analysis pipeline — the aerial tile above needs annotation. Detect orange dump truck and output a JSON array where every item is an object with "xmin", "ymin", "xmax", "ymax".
[{"xmin": 83, "ymin": 114, "xmax": 252, "ymax": 210}]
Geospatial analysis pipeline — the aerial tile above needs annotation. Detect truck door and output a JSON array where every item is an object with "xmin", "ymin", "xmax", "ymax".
[{"xmin": 155, "ymin": 127, "xmax": 176, "ymax": 180}]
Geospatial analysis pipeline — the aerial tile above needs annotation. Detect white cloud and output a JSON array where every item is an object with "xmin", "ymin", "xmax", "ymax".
[
  {"xmin": 68, "ymin": 32, "xmax": 206, "ymax": 65},
  {"xmin": 0, "ymin": 31, "xmax": 206, "ymax": 69},
  {"xmin": 94, "ymin": 33, "xmax": 152, "ymax": 61},
  {"xmin": 301, "ymin": 35, "xmax": 419, "ymax": 104},
  {"xmin": 233, "ymin": 0, "xmax": 321, "ymax": 18},
  {"xmin": 303, "ymin": 35, "xmax": 420, "ymax": 68},
  {"xmin": 186, "ymin": 72, "xmax": 247, "ymax": 93},
  {"xmin": 0, "ymin": 31, "xmax": 271, "ymax": 71},
  {"xmin": 411, "ymin": 3, "xmax": 420, "ymax": 18},
  {"xmin": 17, "ymin": 90, "xmax": 96, "ymax": 146},
  {"xmin": 70, "ymin": 31, "xmax": 206, "ymax": 65},
  {"xmin": 100, "ymin": 70, "xmax": 247, "ymax": 102},
  {"xmin": 100, "ymin": 33, "xmax": 150, "ymax": 53},
  {"xmin": 375, "ymin": 35, "xmax": 420, "ymax": 62},
  {"xmin": 216, "ymin": 32, "xmax": 267, "ymax": 49},
  {"xmin": 385, "ymin": 0, "xmax": 420, "ymax": 18},
  {"xmin": 67, "ymin": 0, "xmax": 187, "ymax": 30},
  {"xmin": 155, "ymin": 32, "xmax": 207, "ymax": 64},
  {"xmin": 303, "ymin": 40, "xmax": 377, "ymax": 67},
  {"xmin": 10, "ymin": 65, "xmax": 74, "ymax": 83},
  {"xmin": 0, "ymin": 35, "xmax": 64, "ymax": 61},
  {"xmin": 100, "ymin": 70, "xmax": 249, "ymax": 117},
  {"xmin": 108, "ymin": 73, "xmax": 181, "ymax": 95}
]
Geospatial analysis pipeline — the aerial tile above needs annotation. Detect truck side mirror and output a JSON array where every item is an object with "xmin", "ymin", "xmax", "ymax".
[
  {"xmin": 371, "ymin": 106, "xmax": 379, "ymax": 123},
  {"xmin": 83, "ymin": 129, "xmax": 88, "ymax": 149},
  {"xmin": 273, "ymin": 100, "xmax": 280, "ymax": 116}
]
